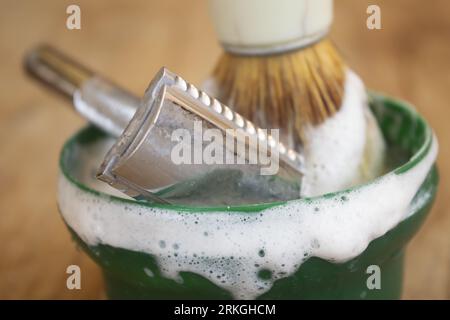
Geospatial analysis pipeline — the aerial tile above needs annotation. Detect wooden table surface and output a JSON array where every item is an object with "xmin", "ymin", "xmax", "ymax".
[{"xmin": 0, "ymin": 0, "xmax": 449, "ymax": 299}]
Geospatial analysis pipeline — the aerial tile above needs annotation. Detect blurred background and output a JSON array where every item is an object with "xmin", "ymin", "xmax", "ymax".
[{"xmin": 0, "ymin": 0, "xmax": 449, "ymax": 299}]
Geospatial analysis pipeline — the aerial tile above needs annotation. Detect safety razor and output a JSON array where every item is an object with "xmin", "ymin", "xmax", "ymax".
[{"xmin": 25, "ymin": 45, "xmax": 305, "ymax": 205}]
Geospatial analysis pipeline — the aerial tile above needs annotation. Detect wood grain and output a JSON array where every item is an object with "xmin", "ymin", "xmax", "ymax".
[{"xmin": 0, "ymin": 0, "xmax": 448, "ymax": 299}]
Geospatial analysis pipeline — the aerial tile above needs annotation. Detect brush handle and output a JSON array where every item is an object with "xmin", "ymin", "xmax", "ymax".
[
  {"xmin": 24, "ymin": 45, "xmax": 139, "ymax": 137},
  {"xmin": 208, "ymin": 0, "xmax": 333, "ymax": 55}
]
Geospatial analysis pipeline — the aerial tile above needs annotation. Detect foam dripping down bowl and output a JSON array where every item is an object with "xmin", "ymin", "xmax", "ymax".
[{"xmin": 57, "ymin": 93, "xmax": 438, "ymax": 299}]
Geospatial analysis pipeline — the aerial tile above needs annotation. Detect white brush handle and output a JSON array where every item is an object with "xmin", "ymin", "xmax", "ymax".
[{"xmin": 208, "ymin": 0, "xmax": 334, "ymax": 55}]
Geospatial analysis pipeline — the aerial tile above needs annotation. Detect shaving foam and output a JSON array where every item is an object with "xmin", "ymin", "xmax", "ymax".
[{"xmin": 301, "ymin": 70, "xmax": 385, "ymax": 197}]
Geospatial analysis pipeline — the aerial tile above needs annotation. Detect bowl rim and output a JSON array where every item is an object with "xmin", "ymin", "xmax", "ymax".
[{"xmin": 59, "ymin": 92, "xmax": 434, "ymax": 213}]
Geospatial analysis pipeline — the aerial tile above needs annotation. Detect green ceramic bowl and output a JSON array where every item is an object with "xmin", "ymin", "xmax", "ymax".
[{"xmin": 58, "ymin": 93, "xmax": 438, "ymax": 299}]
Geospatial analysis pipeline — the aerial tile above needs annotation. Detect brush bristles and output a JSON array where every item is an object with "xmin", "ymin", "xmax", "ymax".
[{"xmin": 212, "ymin": 39, "xmax": 345, "ymax": 143}]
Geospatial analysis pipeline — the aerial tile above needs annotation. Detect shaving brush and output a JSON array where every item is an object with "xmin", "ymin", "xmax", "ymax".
[{"xmin": 206, "ymin": 0, "xmax": 386, "ymax": 196}]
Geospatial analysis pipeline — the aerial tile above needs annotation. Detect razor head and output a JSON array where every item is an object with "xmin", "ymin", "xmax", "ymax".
[{"xmin": 97, "ymin": 67, "xmax": 304, "ymax": 205}]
